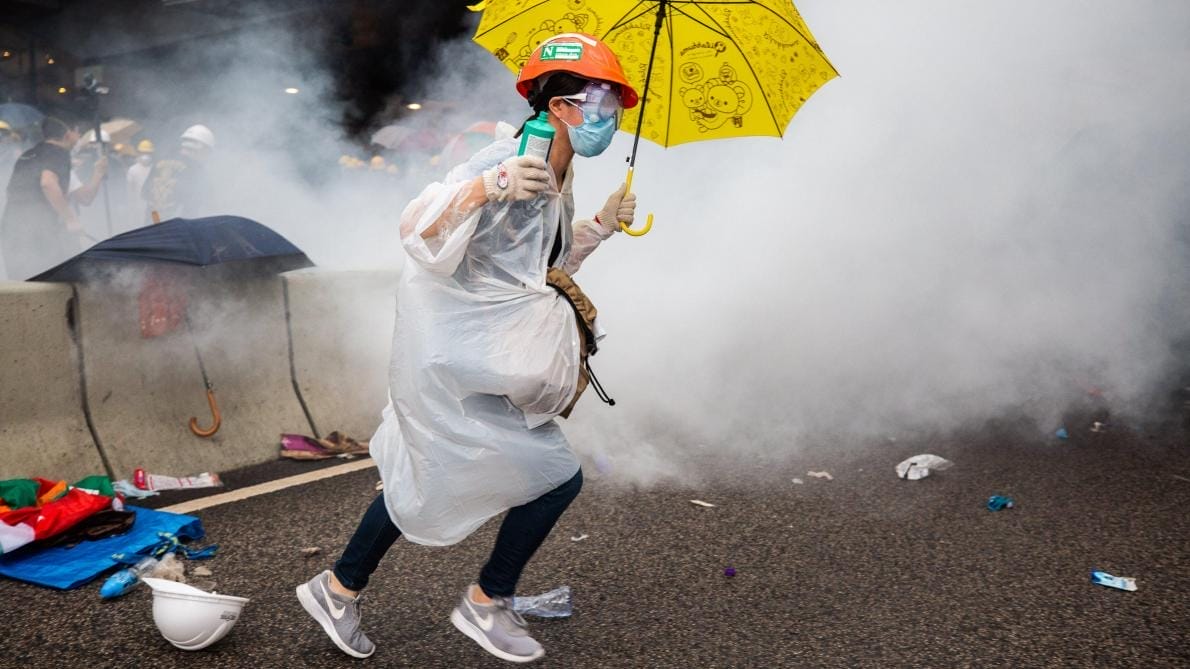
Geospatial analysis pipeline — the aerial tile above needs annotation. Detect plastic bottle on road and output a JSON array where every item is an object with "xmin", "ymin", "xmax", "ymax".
[
  {"xmin": 100, "ymin": 556, "xmax": 159, "ymax": 599},
  {"xmin": 512, "ymin": 585, "xmax": 572, "ymax": 618}
]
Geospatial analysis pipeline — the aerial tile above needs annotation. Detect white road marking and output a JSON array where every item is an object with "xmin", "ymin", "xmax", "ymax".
[{"xmin": 160, "ymin": 458, "xmax": 376, "ymax": 514}]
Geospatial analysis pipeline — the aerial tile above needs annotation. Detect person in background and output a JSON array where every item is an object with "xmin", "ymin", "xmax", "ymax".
[
  {"xmin": 143, "ymin": 124, "xmax": 214, "ymax": 222},
  {"xmin": 69, "ymin": 129, "xmax": 113, "ymax": 239},
  {"xmin": 126, "ymin": 138, "xmax": 155, "ymax": 226},
  {"xmin": 296, "ymin": 33, "xmax": 639, "ymax": 663},
  {"xmin": 1, "ymin": 116, "xmax": 105, "ymax": 279}
]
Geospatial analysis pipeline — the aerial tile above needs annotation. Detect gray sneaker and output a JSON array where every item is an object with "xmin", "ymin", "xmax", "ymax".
[
  {"xmin": 450, "ymin": 586, "xmax": 545, "ymax": 663},
  {"xmin": 296, "ymin": 570, "xmax": 376, "ymax": 659}
]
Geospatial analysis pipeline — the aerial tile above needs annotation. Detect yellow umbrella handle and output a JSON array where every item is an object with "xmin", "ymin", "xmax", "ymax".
[{"xmin": 621, "ymin": 167, "xmax": 654, "ymax": 237}]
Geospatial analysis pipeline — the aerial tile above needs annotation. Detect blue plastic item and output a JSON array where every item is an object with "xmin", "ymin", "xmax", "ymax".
[
  {"xmin": 0, "ymin": 506, "xmax": 203, "ymax": 590},
  {"xmin": 99, "ymin": 556, "xmax": 158, "ymax": 599},
  {"xmin": 986, "ymin": 495, "xmax": 1014, "ymax": 511},
  {"xmin": 1055, "ymin": 427, "xmax": 1069, "ymax": 440}
]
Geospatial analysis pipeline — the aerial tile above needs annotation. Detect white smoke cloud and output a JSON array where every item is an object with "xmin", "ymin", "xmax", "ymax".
[{"xmin": 59, "ymin": 1, "xmax": 1188, "ymax": 485}]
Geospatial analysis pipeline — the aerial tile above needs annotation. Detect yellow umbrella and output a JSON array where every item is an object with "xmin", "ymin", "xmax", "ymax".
[{"xmin": 471, "ymin": 0, "xmax": 837, "ymax": 235}]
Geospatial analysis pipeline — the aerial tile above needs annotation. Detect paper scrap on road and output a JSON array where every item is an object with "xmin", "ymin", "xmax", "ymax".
[
  {"xmin": 375, "ymin": 480, "xmax": 384, "ymax": 491},
  {"xmin": 193, "ymin": 566, "xmax": 213, "ymax": 577},
  {"xmin": 301, "ymin": 546, "xmax": 321, "ymax": 557},
  {"xmin": 1091, "ymin": 570, "xmax": 1137, "ymax": 591},
  {"xmin": 570, "ymin": 534, "xmax": 589, "ymax": 542},
  {"xmin": 895, "ymin": 455, "xmax": 953, "ymax": 481},
  {"xmin": 689, "ymin": 499, "xmax": 716, "ymax": 508},
  {"xmin": 791, "ymin": 478, "xmax": 804, "ymax": 485},
  {"xmin": 807, "ymin": 471, "xmax": 833, "ymax": 481}
]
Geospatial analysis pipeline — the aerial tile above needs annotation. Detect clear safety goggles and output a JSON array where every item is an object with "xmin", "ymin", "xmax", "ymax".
[{"xmin": 560, "ymin": 81, "xmax": 624, "ymax": 126}]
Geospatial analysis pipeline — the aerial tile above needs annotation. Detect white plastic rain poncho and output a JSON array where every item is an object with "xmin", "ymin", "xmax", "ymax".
[{"xmin": 371, "ymin": 137, "xmax": 606, "ymax": 546}]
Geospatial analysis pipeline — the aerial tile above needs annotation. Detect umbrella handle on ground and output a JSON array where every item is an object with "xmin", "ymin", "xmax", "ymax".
[
  {"xmin": 620, "ymin": 168, "xmax": 653, "ymax": 237},
  {"xmin": 189, "ymin": 389, "xmax": 221, "ymax": 438}
]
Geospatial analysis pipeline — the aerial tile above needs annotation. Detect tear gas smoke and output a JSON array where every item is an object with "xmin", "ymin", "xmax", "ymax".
[{"xmin": 64, "ymin": 1, "xmax": 1189, "ymax": 486}]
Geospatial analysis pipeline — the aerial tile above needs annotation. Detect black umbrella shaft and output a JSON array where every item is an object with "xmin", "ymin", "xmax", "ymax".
[{"xmin": 629, "ymin": 0, "xmax": 666, "ymax": 169}]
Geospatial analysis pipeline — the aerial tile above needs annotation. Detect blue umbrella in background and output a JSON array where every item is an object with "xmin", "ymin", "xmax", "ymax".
[
  {"xmin": 32, "ymin": 215, "xmax": 314, "ymax": 437},
  {"xmin": 0, "ymin": 103, "xmax": 45, "ymax": 138}
]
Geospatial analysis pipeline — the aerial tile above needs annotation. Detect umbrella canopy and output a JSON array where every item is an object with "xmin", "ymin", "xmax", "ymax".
[
  {"xmin": 100, "ymin": 118, "xmax": 142, "ymax": 146},
  {"xmin": 0, "ymin": 103, "xmax": 45, "ymax": 135},
  {"xmin": 472, "ymin": 0, "xmax": 837, "ymax": 148},
  {"xmin": 30, "ymin": 215, "xmax": 313, "ymax": 283}
]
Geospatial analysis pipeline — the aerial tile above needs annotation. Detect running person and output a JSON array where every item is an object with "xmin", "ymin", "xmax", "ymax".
[{"xmin": 297, "ymin": 33, "xmax": 639, "ymax": 663}]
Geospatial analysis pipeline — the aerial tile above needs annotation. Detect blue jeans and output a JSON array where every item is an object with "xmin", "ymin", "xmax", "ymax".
[{"xmin": 333, "ymin": 469, "xmax": 583, "ymax": 598}]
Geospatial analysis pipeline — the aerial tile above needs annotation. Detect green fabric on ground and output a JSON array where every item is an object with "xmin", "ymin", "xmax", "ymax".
[
  {"xmin": 0, "ymin": 479, "xmax": 39, "ymax": 510},
  {"xmin": 71, "ymin": 476, "xmax": 114, "ymax": 498}
]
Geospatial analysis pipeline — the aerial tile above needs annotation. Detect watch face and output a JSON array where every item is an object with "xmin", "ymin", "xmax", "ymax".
[{"xmin": 496, "ymin": 164, "xmax": 510, "ymax": 189}]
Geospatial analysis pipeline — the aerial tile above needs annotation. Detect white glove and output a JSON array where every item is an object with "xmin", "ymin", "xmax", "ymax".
[
  {"xmin": 482, "ymin": 156, "xmax": 550, "ymax": 202},
  {"xmin": 595, "ymin": 183, "xmax": 636, "ymax": 239}
]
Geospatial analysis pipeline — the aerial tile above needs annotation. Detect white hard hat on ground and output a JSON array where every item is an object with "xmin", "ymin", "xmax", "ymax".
[
  {"xmin": 179, "ymin": 124, "xmax": 215, "ymax": 149},
  {"xmin": 143, "ymin": 577, "xmax": 249, "ymax": 650}
]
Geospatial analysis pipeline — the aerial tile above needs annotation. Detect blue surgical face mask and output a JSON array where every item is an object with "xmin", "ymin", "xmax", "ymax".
[{"xmin": 564, "ymin": 114, "xmax": 616, "ymax": 157}]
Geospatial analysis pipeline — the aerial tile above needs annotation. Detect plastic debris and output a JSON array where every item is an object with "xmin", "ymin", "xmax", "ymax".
[
  {"xmin": 1091, "ymin": 571, "xmax": 1137, "ymax": 592},
  {"xmin": 689, "ymin": 499, "xmax": 716, "ymax": 508},
  {"xmin": 895, "ymin": 454, "xmax": 953, "ymax": 481},
  {"xmin": 100, "ymin": 556, "xmax": 159, "ymax": 599},
  {"xmin": 133, "ymin": 468, "xmax": 222, "ymax": 491},
  {"xmin": 570, "ymin": 534, "xmax": 589, "ymax": 542},
  {"xmin": 151, "ymin": 552, "xmax": 186, "ymax": 583},
  {"xmin": 791, "ymin": 478, "xmax": 804, "ymax": 485},
  {"xmin": 512, "ymin": 586, "xmax": 572, "ymax": 618},
  {"xmin": 724, "ymin": 567, "xmax": 737, "ymax": 577},
  {"xmin": 1090, "ymin": 421, "xmax": 1109, "ymax": 433},
  {"xmin": 193, "ymin": 566, "xmax": 213, "ymax": 577},
  {"xmin": 986, "ymin": 495, "xmax": 1014, "ymax": 511},
  {"xmin": 300, "ymin": 547, "xmax": 321, "ymax": 557},
  {"xmin": 807, "ymin": 471, "xmax": 833, "ymax": 481},
  {"xmin": 1055, "ymin": 427, "xmax": 1069, "ymax": 440},
  {"xmin": 113, "ymin": 479, "xmax": 159, "ymax": 499}
]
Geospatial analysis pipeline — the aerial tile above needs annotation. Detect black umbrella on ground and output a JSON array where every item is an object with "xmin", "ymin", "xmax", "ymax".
[{"xmin": 32, "ymin": 215, "xmax": 314, "ymax": 437}]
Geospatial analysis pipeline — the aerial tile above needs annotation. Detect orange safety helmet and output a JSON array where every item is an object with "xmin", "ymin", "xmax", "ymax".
[{"xmin": 516, "ymin": 33, "xmax": 639, "ymax": 109}]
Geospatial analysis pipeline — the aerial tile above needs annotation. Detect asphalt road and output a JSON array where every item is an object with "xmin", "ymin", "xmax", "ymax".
[{"xmin": 1, "ymin": 404, "xmax": 1187, "ymax": 668}]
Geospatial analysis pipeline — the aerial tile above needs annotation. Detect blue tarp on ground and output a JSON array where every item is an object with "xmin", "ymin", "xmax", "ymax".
[{"xmin": 0, "ymin": 506, "xmax": 204, "ymax": 590}]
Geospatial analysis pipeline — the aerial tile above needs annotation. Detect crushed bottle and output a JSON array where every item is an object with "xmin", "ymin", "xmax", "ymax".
[{"xmin": 512, "ymin": 585, "xmax": 572, "ymax": 618}]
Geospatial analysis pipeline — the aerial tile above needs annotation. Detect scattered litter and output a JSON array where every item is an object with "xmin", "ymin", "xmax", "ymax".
[
  {"xmin": 113, "ymin": 479, "xmax": 159, "ymax": 499},
  {"xmin": 791, "ymin": 478, "xmax": 804, "ymax": 485},
  {"xmin": 512, "ymin": 586, "xmax": 572, "ymax": 618},
  {"xmin": 895, "ymin": 454, "xmax": 953, "ymax": 481},
  {"xmin": 193, "ymin": 565, "xmax": 213, "ymax": 577},
  {"xmin": 807, "ymin": 471, "xmax": 833, "ymax": 481},
  {"xmin": 1090, "ymin": 421, "xmax": 1109, "ymax": 433},
  {"xmin": 151, "ymin": 552, "xmax": 186, "ymax": 583},
  {"xmin": 374, "ymin": 481, "xmax": 384, "ymax": 491},
  {"xmin": 723, "ymin": 567, "xmax": 737, "ymax": 577},
  {"xmin": 100, "ymin": 556, "xmax": 160, "ymax": 599},
  {"xmin": 1055, "ymin": 427, "xmax": 1069, "ymax": 440},
  {"xmin": 280, "ymin": 432, "xmax": 370, "ymax": 461},
  {"xmin": 570, "ymin": 534, "xmax": 589, "ymax": 542},
  {"xmin": 300, "ymin": 547, "xmax": 321, "ymax": 557},
  {"xmin": 689, "ymin": 499, "xmax": 716, "ymax": 508},
  {"xmin": 133, "ymin": 468, "xmax": 222, "ymax": 491},
  {"xmin": 986, "ymin": 495, "xmax": 1014, "ymax": 511},
  {"xmin": 1091, "ymin": 571, "xmax": 1137, "ymax": 592}
]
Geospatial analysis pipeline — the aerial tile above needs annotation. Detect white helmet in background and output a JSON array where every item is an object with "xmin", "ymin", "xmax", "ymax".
[{"xmin": 179, "ymin": 124, "xmax": 215, "ymax": 151}]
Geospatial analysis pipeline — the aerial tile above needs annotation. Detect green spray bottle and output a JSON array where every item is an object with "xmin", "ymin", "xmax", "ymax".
[{"xmin": 518, "ymin": 111, "xmax": 555, "ymax": 161}]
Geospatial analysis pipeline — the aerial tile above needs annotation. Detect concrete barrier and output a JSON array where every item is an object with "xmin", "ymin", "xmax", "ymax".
[
  {"xmin": 0, "ymin": 281, "xmax": 107, "ymax": 481},
  {"xmin": 77, "ymin": 274, "xmax": 312, "ymax": 478},
  {"xmin": 283, "ymin": 270, "xmax": 398, "ymax": 441}
]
